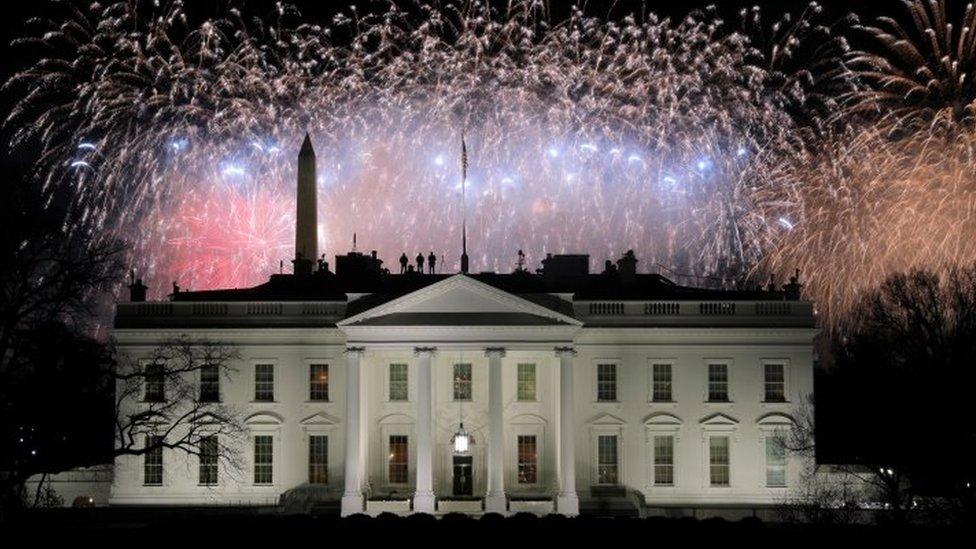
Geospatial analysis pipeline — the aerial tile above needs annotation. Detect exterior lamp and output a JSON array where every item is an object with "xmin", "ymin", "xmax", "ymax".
[{"xmin": 452, "ymin": 423, "xmax": 470, "ymax": 455}]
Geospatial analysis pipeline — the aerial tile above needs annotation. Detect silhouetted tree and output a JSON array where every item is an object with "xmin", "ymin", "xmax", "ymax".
[{"xmin": 808, "ymin": 267, "xmax": 976, "ymax": 524}]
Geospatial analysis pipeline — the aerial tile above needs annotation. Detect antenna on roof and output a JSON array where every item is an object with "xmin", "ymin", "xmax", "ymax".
[
  {"xmin": 460, "ymin": 133, "xmax": 470, "ymax": 274},
  {"xmin": 353, "ymin": 232, "xmax": 357, "ymax": 253}
]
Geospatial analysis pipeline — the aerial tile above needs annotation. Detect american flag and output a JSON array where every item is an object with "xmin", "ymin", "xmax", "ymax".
[{"xmin": 461, "ymin": 134, "xmax": 468, "ymax": 181}]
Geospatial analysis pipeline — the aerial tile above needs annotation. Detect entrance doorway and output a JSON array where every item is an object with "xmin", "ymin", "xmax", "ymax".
[{"xmin": 452, "ymin": 455, "xmax": 473, "ymax": 496}]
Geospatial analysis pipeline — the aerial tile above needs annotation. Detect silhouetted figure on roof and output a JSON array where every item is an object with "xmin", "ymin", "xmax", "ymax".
[
  {"xmin": 428, "ymin": 252, "xmax": 436, "ymax": 274},
  {"xmin": 416, "ymin": 253, "xmax": 425, "ymax": 273},
  {"xmin": 399, "ymin": 253, "xmax": 408, "ymax": 274}
]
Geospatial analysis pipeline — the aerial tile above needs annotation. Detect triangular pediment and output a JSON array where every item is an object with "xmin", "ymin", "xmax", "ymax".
[{"xmin": 338, "ymin": 275, "xmax": 581, "ymax": 327}]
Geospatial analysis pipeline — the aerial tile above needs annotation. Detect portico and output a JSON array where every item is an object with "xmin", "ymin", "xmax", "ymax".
[{"xmin": 336, "ymin": 275, "xmax": 582, "ymax": 516}]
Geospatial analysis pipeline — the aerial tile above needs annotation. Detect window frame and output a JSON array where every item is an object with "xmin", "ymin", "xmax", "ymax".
[
  {"xmin": 652, "ymin": 434, "xmax": 675, "ymax": 487},
  {"xmin": 143, "ymin": 362, "xmax": 166, "ymax": 403},
  {"xmin": 253, "ymin": 362, "xmax": 276, "ymax": 402},
  {"xmin": 253, "ymin": 434, "xmax": 274, "ymax": 485},
  {"xmin": 705, "ymin": 361, "xmax": 732, "ymax": 403},
  {"xmin": 198, "ymin": 435, "xmax": 219, "ymax": 486},
  {"xmin": 308, "ymin": 363, "xmax": 330, "ymax": 402},
  {"xmin": 516, "ymin": 363, "xmax": 537, "ymax": 402},
  {"xmin": 516, "ymin": 434, "xmax": 539, "ymax": 485},
  {"xmin": 198, "ymin": 363, "xmax": 220, "ymax": 403},
  {"xmin": 764, "ymin": 432, "xmax": 788, "ymax": 488},
  {"xmin": 595, "ymin": 434, "xmax": 620, "ymax": 485},
  {"xmin": 761, "ymin": 359, "xmax": 790, "ymax": 403},
  {"xmin": 707, "ymin": 435, "xmax": 732, "ymax": 487},
  {"xmin": 387, "ymin": 434, "xmax": 409, "ymax": 485},
  {"xmin": 308, "ymin": 434, "xmax": 329, "ymax": 485},
  {"xmin": 596, "ymin": 361, "xmax": 618, "ymax": 402},
  {"xmin": 143, "ymin": 435, "xmax": 164, "ymax": 486},
  {"xmin": 452, "ymin": 363, "xmax": 473, "ymax": 402},
  {"xmin": 649, "ymin": 361, "xmax": 674, "ymax": 403},
  {"xmin": 388, "ymin": 363, "xmax": 409, "ymax": 402}
]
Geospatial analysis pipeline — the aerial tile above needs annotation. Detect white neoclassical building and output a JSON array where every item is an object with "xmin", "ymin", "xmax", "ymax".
[{"xmin": 109, "ymin": 136, "xmax": 816, "ymax": 516}]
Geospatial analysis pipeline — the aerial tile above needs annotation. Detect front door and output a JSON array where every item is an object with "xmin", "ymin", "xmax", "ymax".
[{"xmin": 452, "ymin": 455, "xmax": 473, "ymax": 496}]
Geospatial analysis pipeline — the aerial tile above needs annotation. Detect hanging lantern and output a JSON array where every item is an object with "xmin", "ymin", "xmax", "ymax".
[{"xmin": 452, "ymin": 422, "xmax": 470, "ymax": 455}]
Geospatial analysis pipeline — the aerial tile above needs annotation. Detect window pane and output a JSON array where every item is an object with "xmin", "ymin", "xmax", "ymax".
[
  {"xmin": 254, "ymin": 435, "xmax": 273, "ymax": 484},
  {"xmin": 255, "ymin": 364, "xmax": 274, "ymax": 402},
  {"xmin": 389, "ymin": 435, "xmax": 408, "ymax": 484},
  {"xmin": 144, "ymin": 364, "xmax": 165, "ymax": 402},
  {"xmin": 652, "ymin": 363, "xmax": 672, "ymax": 401},
  {"xmin": 517, "ymin": 364, "xmax": 536, "ymax": 401},
  {"xmin": 764, "ymin": 364, "xmax": 786, "ymax": 402},
  {"xmin": 144, "ymin": 435, "xmax": 163, "ymax": 485},
  {"xmin": 199, "ymin": 364, "xmax": 220, "ymax": 402},
  {"xmin": 453, "ymin": 364, "xmax": 472, "ymax": 401},
  {"xmin": 709, "ymin": 436, "xmax": 730, "ymax": 486},
  {"xmin": 707, "ymin": 364, "xmax": 729, "ymax": 402},
  {"xmin": 766, "ymin": 436, "xmax": 787, "ymax": 487},
  {"xmin": 597, "ymin": 364, "xmax": 617, "ymax": 402},
  {"xmin": 653, "ymin": 435, "xmax": 674, "ymax": 485},
  {"xmin": 309, "ymin": 364, "xmax": 329, "ymax": 401},
  {"xmin": 597, "ymin": 435, "xmax": 618, "ymax": 484},
  {"xmin": 309, "ymin": 435, "xmax": 328, "ymax": 484},
  {"xmin": 199, "ymin": 436, "xmax": 218, "ymax": 485},
  {"xmin": 517, "ymin": 435, "xmax": 538, "ymax": 484},
  {"xmin": 389, "ymin": 363, "xmax": 408, "ymax": 401}
]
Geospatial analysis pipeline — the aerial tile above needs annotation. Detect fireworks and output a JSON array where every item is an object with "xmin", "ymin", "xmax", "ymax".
[{"xmin": 4, "ymin": 1, "xmax": 976, "ymax": 325}]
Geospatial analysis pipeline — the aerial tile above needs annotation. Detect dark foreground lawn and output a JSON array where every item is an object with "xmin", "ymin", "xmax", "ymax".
[{"xmin": 0, "ymin": 509, "xmax": 966, "ymax": 544}]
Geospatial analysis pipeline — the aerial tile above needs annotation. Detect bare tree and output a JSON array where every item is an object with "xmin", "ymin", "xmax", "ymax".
[
  {"xmin": 113, "ymin": 335, "xmax": 246, "ymax": 475},
  {"xmin": 787, "ymin": 266, "xmax": 976, "ymax": 525}
]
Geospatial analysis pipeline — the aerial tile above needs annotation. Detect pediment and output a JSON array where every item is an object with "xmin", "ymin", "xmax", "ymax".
[
  {"xmin": 300, "ymin": 412, "xmax": 340, "ymax": 426},
  {"xmin": 245, "ymin": 411, "xmax": 284, "ymax": 425},
  {"xmin": 699, "ymin": 413, "xmax": 739, "ymax": 426},
  {"xmin": 757, "ymin": 412, "xmax": 796, "ymax": 426},
  {"xmin": 588, "ymin": 412, "xmax": 627, "ymax": 426},
  {"xmin": 643, "ymin": 412, "xmax": 682, "ymax": 425},
  {"xmin": 338, "ymin": 274, "xmax": 581, "ymax": 327}
]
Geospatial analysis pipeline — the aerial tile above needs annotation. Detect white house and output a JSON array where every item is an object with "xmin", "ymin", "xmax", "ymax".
[{"xmin": 109, "ymin": 136, "xmax": 816, "ymax": 516}]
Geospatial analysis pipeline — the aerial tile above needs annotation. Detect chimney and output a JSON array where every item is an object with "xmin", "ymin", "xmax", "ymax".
[
  {"xmin": 293, "ymin": 133, "xmax": 317, "ymax": 277},
  {"xmin": 617, "ymin": 250, "xmax": 638, "ymax": 286},
  {"xmin": 128, "ymin": 270, "xmax": 147, "ymax": 302},
  {"xmin": 783, "ymin": 269, "xmax": 803, "ymax": 300}
]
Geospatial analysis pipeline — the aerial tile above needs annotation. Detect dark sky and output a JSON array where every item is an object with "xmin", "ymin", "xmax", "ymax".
[{"xmin": 0, "ymin": 0, "xmax": 903, "ymax": 173}]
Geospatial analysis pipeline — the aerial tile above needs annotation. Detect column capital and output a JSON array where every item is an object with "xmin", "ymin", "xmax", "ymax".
[
  {"xmin": 484, "ymin": 347, "xmax": 506, "ymax": 358},
  {"xmin": 554, "ymin": 346, "xmax": 577, "ymax": 358},
  {"xmin": 413, "ymin": 346, "xmax": 438, "ymax": 357},
  {"xmin": 345, "ymin": 346, "xmax": 366, "ymax": 356}
]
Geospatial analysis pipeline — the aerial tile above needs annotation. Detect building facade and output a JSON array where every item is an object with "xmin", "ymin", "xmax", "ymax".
[{"xmin": 109, "ymin": 137, "xmax": 816, "ymax": 515}]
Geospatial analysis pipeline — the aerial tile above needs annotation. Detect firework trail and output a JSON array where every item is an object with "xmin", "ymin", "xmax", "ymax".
[{"xmin": 4, "ymin": 0, "xmax": 975, "ymax": 326}]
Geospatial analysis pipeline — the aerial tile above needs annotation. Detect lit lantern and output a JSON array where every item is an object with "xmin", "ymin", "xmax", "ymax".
[{"xmin": 452, "ymin": 423, "xmax": 470, "ymax": 455}]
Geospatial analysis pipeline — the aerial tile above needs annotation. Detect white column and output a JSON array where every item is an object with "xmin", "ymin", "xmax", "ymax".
[
  {"xmin": 341, "ymin": 346, "xmax": 365, "ymax": 516},
  {"xmin": 485, "ymin": 347, "xmax": 507, "ymax": 513},
  {"xmin": 413, "ymin": 346, "xmax": 437, "ymax": 513},
  {"xmin": 555, "ymin": 346, "xmax": 579, "ymax": 515}
]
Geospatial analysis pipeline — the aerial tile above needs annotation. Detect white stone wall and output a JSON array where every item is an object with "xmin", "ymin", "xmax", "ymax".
[{"xmin": 110, "ymin": 325, "xmax": 813, "ymax": 508}]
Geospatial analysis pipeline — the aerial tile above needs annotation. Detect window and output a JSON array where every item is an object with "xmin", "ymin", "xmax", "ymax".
[
  {"xmin": 453, "ymin": 363, "xmax": 472, "ymax": 401},
  {"xmin": 309, "ymin": 435, "xmax": 328, "ymax": 484},
  {"xmin": 709, "ymin": 436, "xmax": 730, "ymax": 486},
  {"xmin": 764, "ymin": 363, "xmax": 786, "ymax": 402},
  {"xmin": 144, "ymin": 435, "xmax": 163, "ymax": 485},
  {"xmin": 199, "ymin": 436, "xmax": 218, "ymax": 485},
  {"xmin": 199, "ymin": 364, "xmax": 220, "ymax": 402},
  {"xmin": 517, "ymin": 363, "xmax": 536, "ymax": 401},
  {"xmin": 517, "ymin": 435, "xmax": 538, "ymax": 484},
  {"xmin": 254, "ymin": 435, "xmax": 273, "ymax": 485},
  {"xmin": 652, "ymin": 363, "xmax": 672, "ymax": 402},
  {"xmin": 254, "ymin": 364, "xmax": 274, "ymax": 402},
  {"xmin": 597, "ymin": 435, "xmax": 618, "ymax": 484},
  {"xmin": 766, "ymin": 435, "xmax": 787, "ymax": 487},
  {"xmin": 388, "ymin": 435, "xmax": 408, "ymax": 484},
  {"xmin": 389, "ymin": 363, "xmax": 408, "ymax": 401},
  {"xmin": 707, "ymin": 363, "xmax": 729, "ymax": 402},
  {"xmin": 309, "ymin": 364, "xmax": 329, "ymax": 401},
  {"xmin": 597, "ymin": 363, "xmax": 617, "ymax": 402},
  {"xmin": 653, "ymin": 435, "xmax": 674, "ymax": 486},
  {"xmin": 144, "ymin": 364, "xmax": 165, "ymax": 402}
]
